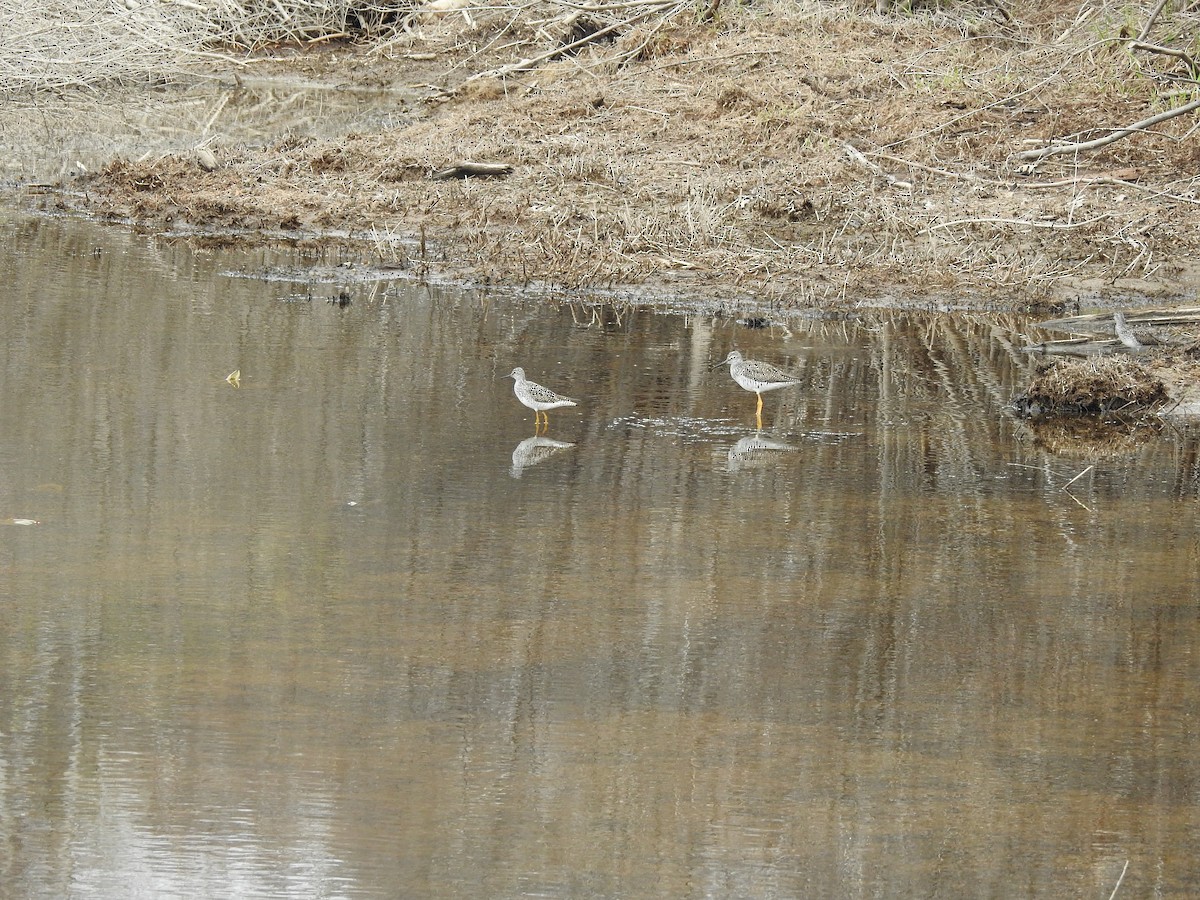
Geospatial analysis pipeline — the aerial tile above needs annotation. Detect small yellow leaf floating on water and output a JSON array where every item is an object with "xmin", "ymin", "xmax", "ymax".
[{"xmin": 226, "ymin": 369, "xmax": 241, "ymax": 388}]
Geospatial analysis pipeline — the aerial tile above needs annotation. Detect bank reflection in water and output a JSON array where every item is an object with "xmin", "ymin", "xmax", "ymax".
[{"xmin": 1, "ymin": 214, "xmax": 1199, "ymax": 898}]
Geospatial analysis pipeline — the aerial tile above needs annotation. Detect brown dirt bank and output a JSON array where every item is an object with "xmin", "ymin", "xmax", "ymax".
[{"xmin": 44, "ymin": 1, "xmax": 1200, "ymax": 312}]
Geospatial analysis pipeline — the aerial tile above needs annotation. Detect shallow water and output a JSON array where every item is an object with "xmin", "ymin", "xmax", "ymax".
[{"xmin": 2, "ymin": 213, "xmax": 1200, "ymax": 898}]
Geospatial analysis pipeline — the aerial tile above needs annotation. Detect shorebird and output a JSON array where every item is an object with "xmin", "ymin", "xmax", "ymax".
[
  {"xmin": 507, "ymin": 367, "xmax": 577, "ymax": 431},
  {"xmin": 717, "ymin": 350, "xmax": 801, "ymax": 424}
]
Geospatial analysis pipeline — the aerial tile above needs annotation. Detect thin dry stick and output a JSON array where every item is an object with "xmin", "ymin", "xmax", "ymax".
[
  {"xmin": 923, "ymin": 213, "xmax": 1112, "ymax": 233},
  {"xmin": 844, "ymin": 142, "xmax": 912, "ymax": 190},
  {"xmin": 982, "ymin": 0, "xmax": 1013, "ymax": 24},
  {"xmin": 1017, "ymin": 96, "xmax": 1200, "ymax": 161},
  {"xmin": 1024, "ymin": 174, "xmax": 1200, "ymax": 206},
  {"xmin": 1137, "ymin": 0, "xmax": 1172, "ymax": 41},
  {"xmin": 1063, "ymin": 489, "xmax": 1094, "ymax": 512},
  {"xmin": 1108, "ymin": 859, "xmax": 1130, "ymax": 900},
  {"xmin": 1129, "ymin": 40, "xmax": 1198, "ymax": 76},
  {"xmin": 1062, "ymin": 464, "xmax": 1094, "ymax": 491},
  {"xmin": 871, "ymin": 150, "xmax": 990, "ymax": 182},
  {"xmin": 648, "ymin": 49, "xmax": 777, "ymax": 71},
  {"xmin": 468, "ymin": 0, "xmax": 676, "ymax": 82}
]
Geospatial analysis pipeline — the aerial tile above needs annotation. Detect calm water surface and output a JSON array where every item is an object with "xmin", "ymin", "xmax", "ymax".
[{"xmin": 2, "ymin": 214, "xmax": 1199, "ymax": 898}]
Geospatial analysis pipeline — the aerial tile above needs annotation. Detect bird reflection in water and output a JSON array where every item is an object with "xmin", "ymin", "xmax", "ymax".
[
  {"xmin": 726, "ymin": 432, "xmax": 796, "ymax": 473},
  {"xmin": 510, "ymin": 436, "xmax": 575, "ymax": 478}
]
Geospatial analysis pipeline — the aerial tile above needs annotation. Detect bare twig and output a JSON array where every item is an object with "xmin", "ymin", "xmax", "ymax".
[
  {"xmin": 1062, "ymin": 489, "xmax": 1093, "ymax": 511},
  {"xmin": 1108, "ymin": 859, "xmax": 1129, "ymax": 900},
  {"xmin": 922, "ymin": 213, "xmax": 1112, "ymax": 233},
  {"xmin": 1061, "ymin": 464, "xmax": 1094, "ymax": 491},
  {"xmin": 431, "ymin": 161, "xmax": 515, "ymax": 180},
  {"xmin": 1137, "ymin": 0, "xmax": 1172, "ymax": 41},
  {"xmin": 844, "ymin": 142, "xmax": 912, "ymax": 190},
  {"xmin": 982, "ymin": 0, "xmax": 1013, "ymax": 24},
  {"xmin": 1129, "ymin": 40, "xmax": 1199, "ymax": 78},
  {"xmin": 467, "ymin": 1, "xmax": 676, "ymax": 82},
  {"xmin": 1016, "ymin": 96, "xmax": 1200, "ymax": 161},
  {"xmin": 1022, "ymin": 175, "xmax": 1200, "ymax": 206},
  {"xmin": 871, "ymin": 151, "xmax": 988, "ymax": 182}
]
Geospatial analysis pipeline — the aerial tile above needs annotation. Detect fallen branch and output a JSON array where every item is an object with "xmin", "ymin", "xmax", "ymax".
[
  {"xmin": 1021, "ymin": 174, "xmax": 1200, "ymax": 206},
  {"xmin": 843, "ymin": 142, "xmax": 912, "ymax": 190},
  {"xmin": 1137, "ymin": 0, "xmax": 1172, "ymax": 41},
  {"xmin": 1129, "ymin": 40, "xmax": 1199, "ymax": 78},
  {"xmin": 870, "ymin": 150, "xmax": 995, "ymax": 183},
  {"xmin": 1108, "ymin": 859, "xmax": 1129, "ymax": 900},
  {"xmin": 466, "ymin": 1, "xmax": 675, "ymax": 83},
  {"xmin": 1062, "ymin": 464, "xmax": 1094, "ymax": 490},
  {"xmin": 431, "ymin": 161, "xmax": 514, "ymax": 180},
  {"xmin": 922, "ymin": 213, "xmax": 1112, "ymax": 233},
  {"xmin": 1017, "ymin": 96, "xmax": 1200, "ymax": 161}
]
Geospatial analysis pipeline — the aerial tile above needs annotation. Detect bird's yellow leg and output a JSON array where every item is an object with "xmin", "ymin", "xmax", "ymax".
[{"xmin": 755, "ymin": 408, "xmax": 763, "ymax": 430}]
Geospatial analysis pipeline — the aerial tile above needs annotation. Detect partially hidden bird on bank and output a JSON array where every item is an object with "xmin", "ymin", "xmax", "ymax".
[
  {"xmin": 507, "ymin": 367, "xmax": 577, "ymax": 432},
  {"xmin": 717, "ymin": 350, "xmax": 801, "ymax": 423}
]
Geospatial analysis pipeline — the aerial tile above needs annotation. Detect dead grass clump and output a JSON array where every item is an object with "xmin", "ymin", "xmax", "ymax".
[
  {"xmin": 1012, "ymin": 357, "xmax": 1167, "ymax": 418},
  {"xmin": 0, "ymin": 1, "xmax": 416, "ymax": 95},
  {"xmin": 713, "ymin": 84, "xmax": 757, "ymax": 115},
  {"xmin": 0, "ymin": 2, "xmax": 209, "ymax": 93},
  {"xmin": 192, "ymin": 1, "xmax": 415, "ymax": 50},
  {"xmin": 44, "ymin": 0, "xmax": 1200, "ymax": 305}
]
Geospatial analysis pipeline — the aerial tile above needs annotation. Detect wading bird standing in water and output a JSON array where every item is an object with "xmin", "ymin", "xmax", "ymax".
[
  {"xmin": 717, "ymin": 350, "xmax": 801, "ymax": 427},
  {"xmin": 507, "ymin": 367, "xmax": 577, "ymax": 433}
]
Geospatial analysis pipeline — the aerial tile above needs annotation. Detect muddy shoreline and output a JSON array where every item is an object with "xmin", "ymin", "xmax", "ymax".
[{"xmin": 24, "ymin": 3, "xmax": 1197, "ymax": 317}]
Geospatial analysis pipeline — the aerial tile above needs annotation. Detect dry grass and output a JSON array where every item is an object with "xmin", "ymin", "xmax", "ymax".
[
  {"xmin": 1013, "ymin": 356, "xmax": 1168, "ymax": 417},
  {"xmin": 0, "ymin": 1, "xmax": 419, "ymax": 93},
  {"xmin": 0, "ymin": 2, "xmax": 206, "ymax": 92},
  {"xmin": 27, "ymin": 0, "xmax": 1200, "ymax": 306},
  {"xmin": 207, "ymin": 0, "xmax": 416, "ymax": 48}
]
